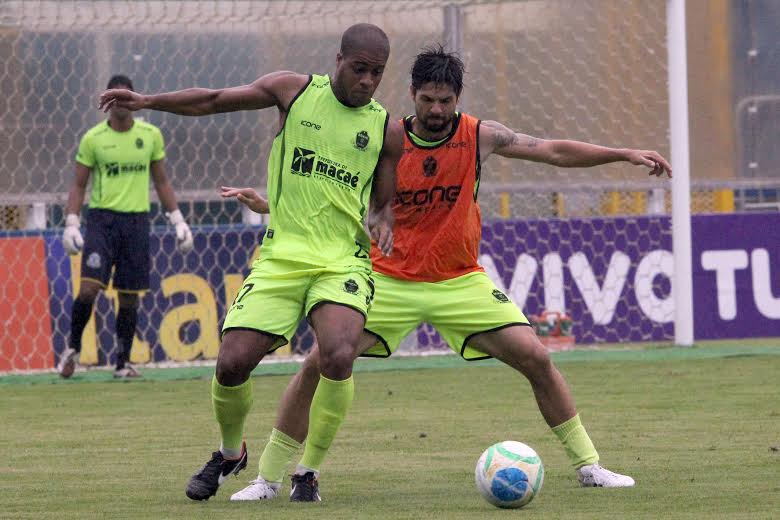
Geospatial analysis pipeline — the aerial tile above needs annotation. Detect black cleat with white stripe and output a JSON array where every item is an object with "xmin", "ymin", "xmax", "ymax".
[
  {"xmin": 289, "ymin": 472, "xmax": 321, "ymax": 502},
  {"xmin": 185, "ymin": 442, "xmax": 248, "ymax": 501}
]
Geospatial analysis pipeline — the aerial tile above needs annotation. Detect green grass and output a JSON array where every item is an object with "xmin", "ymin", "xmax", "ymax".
[{"xmin": 2, "ymin": 345, "xmax": 780, "ymax": 519}]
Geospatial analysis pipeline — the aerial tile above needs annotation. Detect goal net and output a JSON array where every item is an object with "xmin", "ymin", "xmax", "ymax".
[{"xmin": 0, "ymin": 0, "xmax": 675, "ymax": 371}]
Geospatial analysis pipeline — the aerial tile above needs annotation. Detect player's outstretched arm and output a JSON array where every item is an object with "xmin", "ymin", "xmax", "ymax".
[
  {"xmin": 368, "ymin": 118, "xmax": 404, "ymax": 257},
  {"xmin": 98, "ymin": 71, "xmax": 309, "ymax": 117},
  {"xmin": 479, "ymin": 119, "xmax": 672, "ymax": 177},
  {"xmin": 220, "ymin": 186, "xmax": 269, "ymax": 214}
]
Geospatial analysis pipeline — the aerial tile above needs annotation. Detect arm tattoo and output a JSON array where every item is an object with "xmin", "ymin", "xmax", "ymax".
[
  {"xmin": 493, "ymin": 128, "xmax": 519, "ymax": 149},
  {"xmin": 484, "ymin": 120, "xmax": 543, "ymax": 155}
]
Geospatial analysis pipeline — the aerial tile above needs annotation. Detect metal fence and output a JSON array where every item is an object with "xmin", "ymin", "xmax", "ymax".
[{"xmin": 0, "ymin": 0, "xmax": 777, "ymax": 231}]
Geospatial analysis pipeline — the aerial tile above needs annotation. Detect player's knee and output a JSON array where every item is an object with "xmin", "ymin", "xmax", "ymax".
[
  {"xmin": 75, "ymin": 293, "xmax": 97, "ymax": 307},
  {"xmin": 528, "ymin": 345, "xmax": 552, "ymax": 372},
  {"xmin": 215, "ymin": 330, "xmax": 272, "ymax": 385},
  {"xmin": 117, "ymin": 292, "xmax": 139, "ymax": 309},
  {"xmin": 76, "ymin": 285, "xmax": 100, "ymax": 304},
  {"xmin": 318, "ymin": 347, "xmax": 355, "ymax": 379},
  {"xmin": 523, "ymin": 349, "xmax": 554, "ymax": 383},
  {"xmin": 513, "ymin": 334, "xmax": 553, "ymax": 378},
  {"xmin": 215, "ymin": 348, "xmax": 252, "ymax": 386}
]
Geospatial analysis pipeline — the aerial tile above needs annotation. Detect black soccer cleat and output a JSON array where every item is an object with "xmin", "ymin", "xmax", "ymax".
[
  {"xmin": 289, "ymin": 471, "xmax": 321, "ymax": 502},
  {"xmin": 185, "ymin": 441, "xmax": 248, "ymax": 501}
]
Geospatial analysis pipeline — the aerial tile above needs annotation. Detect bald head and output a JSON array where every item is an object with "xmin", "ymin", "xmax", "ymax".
[
  {"xmin": 340, "ymin": 23, "xmax": 390, "ymax": 59},
  {"xmin": 333, "ymin": 24, "xmax": 390, "ymax": 107}
]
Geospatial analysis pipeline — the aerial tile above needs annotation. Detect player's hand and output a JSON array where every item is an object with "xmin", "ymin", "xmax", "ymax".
[
  {"xmin": 624, "ymin": 149, "xmax": 672, "ymax": 178},
  {"xmin": 98, "ymin": 89, "xmax": 145, "ymax": 112},
  {"xmin": 220, "ymin": 186, "xmax": 269, "ymax": 214},
  {"xmin": 368, "ymin": 208, "xmax": 393, "ymax": 257},
  {"xmin": 166, "ymin": 209, "xmax": 194, "ymax": 253},
  {"xmin": 62, "ymin": 214, "xmax": 84, "ymax": 255}
]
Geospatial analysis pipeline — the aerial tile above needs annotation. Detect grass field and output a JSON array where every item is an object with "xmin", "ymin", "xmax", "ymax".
[{"xmin": 2, "ymin": 343, "xmax": 780, "ymax": 519}]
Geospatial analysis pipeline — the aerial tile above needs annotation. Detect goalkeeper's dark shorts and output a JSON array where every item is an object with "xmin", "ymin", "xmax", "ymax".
[
  {"xmin": 80, "ymin": 208, "xmax": 150, "ymax": 292},
  {"xmin": 362, "ymin": 271, "xmax": 531, "ymax": 361}
]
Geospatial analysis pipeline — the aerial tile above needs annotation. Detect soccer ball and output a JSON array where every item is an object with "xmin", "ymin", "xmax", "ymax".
[{"xmin": 475, "ymin": 441, "xmax": 544, "ymax": 509}]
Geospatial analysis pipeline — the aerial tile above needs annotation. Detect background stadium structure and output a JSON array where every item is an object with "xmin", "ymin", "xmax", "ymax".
[{"xmin": 0, "ymin": 0, "xmax": 778, "ymax": 372}]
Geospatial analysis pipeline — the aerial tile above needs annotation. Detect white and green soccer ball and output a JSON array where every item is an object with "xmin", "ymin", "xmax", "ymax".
[{"xmin": 475, "ymin": 441, "xmax": 544, "ymax": 509}]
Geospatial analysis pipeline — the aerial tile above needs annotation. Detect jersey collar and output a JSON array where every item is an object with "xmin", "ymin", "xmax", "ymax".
[{"xmin": 404, "ymin": 112, "xmax": 461, "ymax": 149}]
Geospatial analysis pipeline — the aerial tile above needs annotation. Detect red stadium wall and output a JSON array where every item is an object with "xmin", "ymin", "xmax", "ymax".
[{"xmin": 0, "ymin": 236, "xmax": 54, "ymax": 370}]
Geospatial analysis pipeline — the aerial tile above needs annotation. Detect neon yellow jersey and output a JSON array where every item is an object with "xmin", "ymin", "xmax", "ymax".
[
  {"xmin": 76, "ymin": 119, "xmax": 165, "ymax": 213},
  {"xmin": 262, "ymin": 74, "xmax": 389, "ymax": 268}
]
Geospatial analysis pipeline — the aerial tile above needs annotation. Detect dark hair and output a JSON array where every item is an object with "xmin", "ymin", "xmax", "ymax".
[
  {"xmin": 107, "ymin": 74, "xmax": 134, "ymax": 91},
  {"xmin": 410, "ymin": 44, "xmax": 465, "ymax": 97}
]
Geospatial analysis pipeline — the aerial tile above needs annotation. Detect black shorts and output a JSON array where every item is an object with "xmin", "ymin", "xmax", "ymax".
[{"xmin": 80, "ymin": 208, "xmax": 150, "ymax": 292}]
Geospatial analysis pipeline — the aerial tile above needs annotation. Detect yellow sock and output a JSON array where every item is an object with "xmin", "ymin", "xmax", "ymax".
[
  {"xmin": 258, "ymin": 428, "xmax": 302, "ymax": 483},
  {"xmin": 211, "ymin": 375, "xmax": 253, "ymax": 455},
  {"xmin": 298, "ymin": 375, "xmax": 354, "ymax": 472},
  {"xmin": 551, "ymin": 414, "xmax": 599, "ymax": 468}
]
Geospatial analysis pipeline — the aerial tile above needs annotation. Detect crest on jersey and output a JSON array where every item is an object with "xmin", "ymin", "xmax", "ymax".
[
  {"xmin": 86, "ymin": 252, "xmax": 102, "ymax": 269},
  {"xmin": 135, "ymin": 138, "xmax": 144, "ymax": 149},
  {"xmin": 344, "ymin": 279, "xmax": 359, "ymax": 294},
  {"xmin": 423, "ymin": 156, "xmax": 438, "ymax": 177},
  {"xmin": 354, "ymin": 131, "xmax": 369, "ymax": 150}
]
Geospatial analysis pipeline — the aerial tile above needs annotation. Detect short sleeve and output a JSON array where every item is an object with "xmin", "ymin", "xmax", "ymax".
[
  {"xmin": 75, "ymin": 133, "xmax": 95, "ymax": 167},
  {"xmin": 151, "ymin": 126, "xmax": 166, "ymax": 162}
]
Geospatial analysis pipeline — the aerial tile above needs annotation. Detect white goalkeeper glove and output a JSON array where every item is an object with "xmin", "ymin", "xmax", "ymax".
[
  {"xmin": 166, "ymin": 209, "xmax": 194, "ymax": 253},
  {"xmin": 62, "ymin": 214, "xmax": 84, "ymax": 255}
]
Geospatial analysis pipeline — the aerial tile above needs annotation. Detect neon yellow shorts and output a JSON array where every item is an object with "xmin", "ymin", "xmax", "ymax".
[
  {"xmin": 222, "ymin": 257, "xmax": 374, "ymax": 350},
  {"xmin": 363, "ymin": 271, "xmax": 530, "ymax": 360}
]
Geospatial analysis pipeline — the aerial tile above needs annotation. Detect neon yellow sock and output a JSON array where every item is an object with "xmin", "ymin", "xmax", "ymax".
[
  {"xmin": 551, "ymin": 413, "xmax": 599, "ymax": 468},
  {"xmin": 298, "ymin": 375, "xmax": 354, "ymax": 472},
  {"xmin": 258, "ymin": 428, "xmax": 303, "ymax": 484},
  {"xmin": 211, "ymin": 375, "xmax": 253, "ymax": 455}
]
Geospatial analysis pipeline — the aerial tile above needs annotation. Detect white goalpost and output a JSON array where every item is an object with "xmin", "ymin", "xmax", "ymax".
[{"xmin": 667, "ymin": 0, "xmax": 694, "ymax": 346}]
